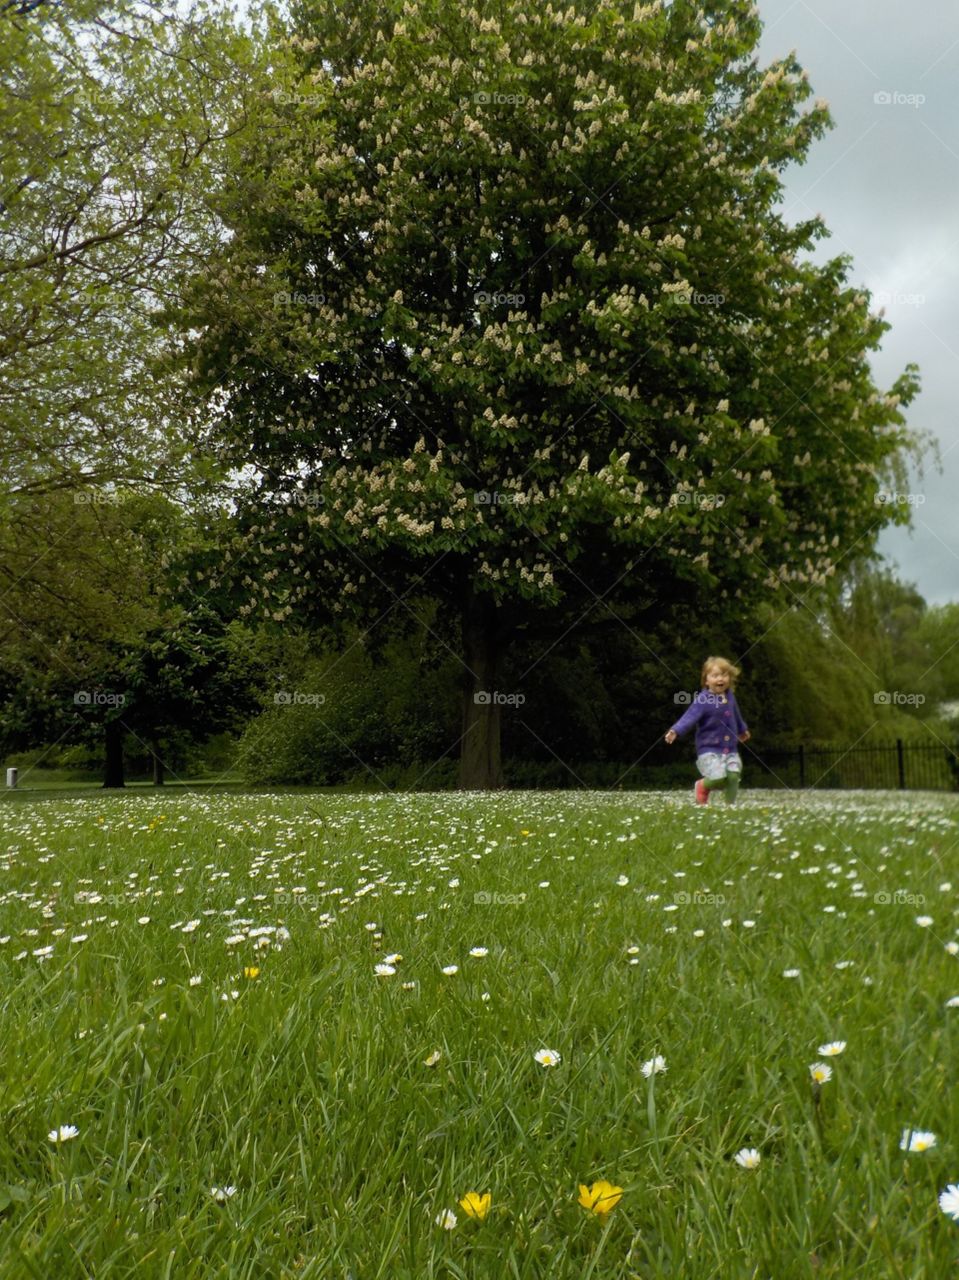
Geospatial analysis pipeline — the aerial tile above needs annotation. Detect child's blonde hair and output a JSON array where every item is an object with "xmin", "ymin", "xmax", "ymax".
[{"xmin": 701, "ymin": 656, "xmax": 741, "ymax": 688}]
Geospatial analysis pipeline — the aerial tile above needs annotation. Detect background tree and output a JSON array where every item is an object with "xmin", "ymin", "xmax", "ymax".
[
  {"xmin": 0, "ymin": 0, "xmax": 263, "ymax": 781},
  {"xmin": 0, "ymin": 494, "xmax": 261, "ymax": 787},
  {"xmin": 180, "ymin": 0, "xmax": 923, "ymax": 789},
  {"xmin": 0, "ymin": 0, "xmax": 256, "ymax": 592}
]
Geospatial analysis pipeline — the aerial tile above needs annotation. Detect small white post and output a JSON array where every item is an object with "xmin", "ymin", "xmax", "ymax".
[{"xmin": 5, "ymin": 768, "xmax": 18, "ymax": 788}]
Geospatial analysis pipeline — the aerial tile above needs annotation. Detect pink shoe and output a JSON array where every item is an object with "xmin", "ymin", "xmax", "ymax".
[{"xmin": 694, "ymin": 778, "xmax": 710, "ymax": 805}]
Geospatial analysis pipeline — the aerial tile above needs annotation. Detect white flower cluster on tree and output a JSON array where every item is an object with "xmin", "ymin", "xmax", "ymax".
[{"xmin": 184, "ymin": 0, "xmax": 920, "ymax": 633}]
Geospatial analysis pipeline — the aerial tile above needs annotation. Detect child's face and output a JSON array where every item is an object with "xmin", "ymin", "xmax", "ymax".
[{"xmin": 705, "ymin": 665, "xmax": 731, "ymax": 694}]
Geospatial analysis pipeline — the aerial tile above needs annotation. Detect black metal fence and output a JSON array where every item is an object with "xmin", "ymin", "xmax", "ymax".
[
  {"xmin": 742, "ymin": 738, "xmax": 959, "ymax": 792},
  {"xmin": 578, "ymin": 737, "xmax": 959, "ymax": 793}
]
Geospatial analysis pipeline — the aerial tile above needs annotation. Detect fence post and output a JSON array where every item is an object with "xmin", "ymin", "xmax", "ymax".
[
  {"xmin": 798, "ymin": 743, "xmax": 805, "ymax": 789},
  {"xmin": 897, "ymin": 738, "xmax": 905, "ymax": 789}
]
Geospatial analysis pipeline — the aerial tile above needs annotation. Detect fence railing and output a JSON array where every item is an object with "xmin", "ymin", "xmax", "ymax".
[
  {"xmin": 613, "ymin": 737, "xmax": 959, "ymax": 792},
  {"xmin": 741, "ymin": 738, "xmax": 959, "ymax": 792}
]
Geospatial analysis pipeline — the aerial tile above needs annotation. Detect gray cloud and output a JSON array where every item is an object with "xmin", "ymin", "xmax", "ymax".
[{"xmin": 757, "ymin": 0, "xmax": 959, "ymax": 603}]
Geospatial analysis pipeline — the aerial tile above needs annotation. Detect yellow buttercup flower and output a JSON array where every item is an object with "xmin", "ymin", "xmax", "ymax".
[
  {"xmin": 458, "ymin": 1191, "xmax": 491, "ymax": 1220},
  {"xmin": 243, "ymin": 967, "xmax": 260, "ymax": 979},
  {"xmin": 578, "ymin": 1180, "xmax": 623, "ymax": 1215}
]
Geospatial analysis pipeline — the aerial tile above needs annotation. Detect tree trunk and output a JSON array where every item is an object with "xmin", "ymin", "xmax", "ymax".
[
  {"xmin": 152, "ymin": 747, "xmax": 165, "ymax": 786},
  {"xmin": 102, "ymin": 719, "xmax": 125, "ymax": 788},
  {"xmin": 458, "ymin": 586, "xmax": 505, "ymax": 789}
]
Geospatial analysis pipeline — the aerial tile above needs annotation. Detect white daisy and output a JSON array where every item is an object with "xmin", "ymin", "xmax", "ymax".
[
  {"xmin": 939, "ymin": 1184, "xmax": 959, "ymax": 1221},
  {"xmin": 534, "ymin": 1048, "xmax": 561, "ymax": 1067},
  {"xmin": 817, "ymin": 1041, "xmax": 846, "ymax": 1057},
  {"xmin": 641, "ymin": 1055, "xmax": 667, "ymax": 1078},
  {"xmin": 900, "ymin": 1129, "xmax": 937, "ymax": 1153},
  {"xmin": 48, "ymin": 1124, "xmax": 79, "ymax": 1144},
  {"xmin": 734, "ymin": 1148, "xmax": 761, "ymax": 1169}
]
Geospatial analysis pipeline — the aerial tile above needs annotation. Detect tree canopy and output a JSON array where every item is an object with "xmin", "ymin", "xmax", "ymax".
[{"xmin": 0, "ymin": 0, "xmax": 257, "ymax": 501}]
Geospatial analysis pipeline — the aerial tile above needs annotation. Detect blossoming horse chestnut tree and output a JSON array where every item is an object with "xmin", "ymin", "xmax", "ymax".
[{"xmin": 180, "ymin": 0, "xmax": 920, "ymax": 789}]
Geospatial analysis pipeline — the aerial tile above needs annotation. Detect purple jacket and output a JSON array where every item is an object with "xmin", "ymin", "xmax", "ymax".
[{"xmin": 670, "ymin": 689, "xmax": 748, "ymax": 755}]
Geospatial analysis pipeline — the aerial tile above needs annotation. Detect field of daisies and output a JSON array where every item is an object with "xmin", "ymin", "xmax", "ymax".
[{"xmin": 2, "ymin": 787, "xmax": 959, "ymax": 1278}]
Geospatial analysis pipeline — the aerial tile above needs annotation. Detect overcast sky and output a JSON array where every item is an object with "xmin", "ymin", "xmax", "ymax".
[{"xmin": 755, "ymin": 0, "xmax": 959, "ymax": 603}]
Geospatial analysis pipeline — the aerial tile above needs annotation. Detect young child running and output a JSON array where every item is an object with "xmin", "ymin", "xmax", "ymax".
[{"xmin": 664, "ymin": 656, "xmax": 750, "ymax": 804}]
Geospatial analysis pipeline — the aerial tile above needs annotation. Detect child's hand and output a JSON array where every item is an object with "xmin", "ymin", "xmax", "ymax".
[
  {"xmin": 738, "ymin": 731, "xmax": 750, "ymax": 743},
  {"xmin": 665, "ymin": 730, "xmax": 677, "ymax": 745}
]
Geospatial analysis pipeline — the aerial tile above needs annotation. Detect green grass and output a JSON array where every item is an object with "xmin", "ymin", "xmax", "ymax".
[{"xmin": 1, "ymin": 788, "xmax": 958, "ymax": 1278}]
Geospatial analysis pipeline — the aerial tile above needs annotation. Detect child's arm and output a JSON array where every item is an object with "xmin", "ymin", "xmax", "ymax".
[
  {"xmin": 665, "ymin": 695, "xmax": 703, "ymax": 744},
  {"xmin": 733, "ymin": 696, "xmax": 750, "ymax": 743}
]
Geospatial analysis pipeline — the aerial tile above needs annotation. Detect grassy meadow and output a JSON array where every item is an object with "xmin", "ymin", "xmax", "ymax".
[{"xmin": 1, "ymin": 786, "xmax": 959, "ymax": 1278}]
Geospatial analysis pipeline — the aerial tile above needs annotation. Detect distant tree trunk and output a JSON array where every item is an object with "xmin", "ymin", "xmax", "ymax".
[
  {"xmin": 458, "ymin": 585, "xmax": 504, "ymax": 789},
  {"xmin": 152, "ymin": 747, "xmax": 165, "ymax": 786},
  {"xmin": 103, "ymin": 719, "xmax": 125, "ymax": 788}
]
